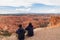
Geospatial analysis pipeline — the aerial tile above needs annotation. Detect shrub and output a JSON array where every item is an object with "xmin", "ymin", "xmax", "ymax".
[
  {"xmin": 40, "ymin": 22, "xmax": 49, "ymax": 28},
  {"xmin": 0, "ymin": 30, "xmax": 11, "ymax": 36},
  {"xmin": 33, "ymin": 18, "xmax": 39, "ymax": 21}
]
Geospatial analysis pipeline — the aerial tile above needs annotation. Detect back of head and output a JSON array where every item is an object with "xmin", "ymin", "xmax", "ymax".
[
  {"xmin": 29, "ymin": 22, "xmax": 32, "ymax": 25},
  {"xmin": 18, "ymin": 24, "xmax": 22, "ymax": 28},
  {"xmin": 29, "ymin": 22, "xmax": 33, "ymax": 27}
]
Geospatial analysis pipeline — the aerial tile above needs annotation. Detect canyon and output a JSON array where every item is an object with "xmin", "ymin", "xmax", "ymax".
[{"xmin": 0, "ymin": 14, "xmax": 60, "ymax": 33}]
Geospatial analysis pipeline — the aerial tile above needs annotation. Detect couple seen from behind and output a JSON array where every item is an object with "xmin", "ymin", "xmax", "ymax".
[{"xmin": 16, "ymin": 22, "xmax": 34, "ymax": 40}]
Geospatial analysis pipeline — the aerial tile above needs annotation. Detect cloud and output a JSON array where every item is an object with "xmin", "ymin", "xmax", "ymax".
[
  {"xmin": 30, "ymin": 8, "xmax": 60, "ymax": 13},
  {"xmin": 0, "ymin": 0, "xmax": 60, "ymax": 7},
  {"xmin": 0, "ymin": 8, "xmax": 60, "ymax": 14},
  {"xmin": 0, "ymin": 8, "xmax": 31, "ymax": 14},
  {"xmin": 0, "ymin": 0, "xmax": 32, "ymax": 7},
  {"xmin": 16, "ymin": 8, "xmax": 31, "ymax": 12},
  {"xmin": 0, "ymin": 0, "xmax": 60, "ymax": 14}
]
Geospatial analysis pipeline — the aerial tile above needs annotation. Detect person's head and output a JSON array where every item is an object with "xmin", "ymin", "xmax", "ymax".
[
  {"xmin": 18, "ymin": 24, "xmax": 22, "ymax": 28},
  {"xmin": 29, "ymin": 22, "xmax": 32, "ymax": 26}
]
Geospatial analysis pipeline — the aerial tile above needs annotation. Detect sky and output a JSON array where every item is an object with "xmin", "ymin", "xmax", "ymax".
[{"xmin": 0, "ymin": 0, "xmax": 60, "ymax": 14}]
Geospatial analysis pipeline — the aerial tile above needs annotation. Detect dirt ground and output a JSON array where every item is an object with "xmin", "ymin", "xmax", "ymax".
[
  {"xmin": 0, "ymin": 27, "xmax": 60, "ymax": 40},
  {"xmin": 25, "ymin": 27, "xmax": 60, "ymax": 40}
]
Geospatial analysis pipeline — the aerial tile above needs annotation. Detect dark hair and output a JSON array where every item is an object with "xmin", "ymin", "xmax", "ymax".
[
  {"xmin": 29, "ymin": 22, "xmax": 32, "ymax": 25},
  {"xmin": 18, "ymin": 24, "xmax": 22, "ymax": 28}
]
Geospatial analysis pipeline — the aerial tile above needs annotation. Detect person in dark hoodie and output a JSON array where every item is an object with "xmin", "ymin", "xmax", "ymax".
[
  {"xmin": 25, "ymin": 22, "xmax": 34, "ymax": 37},
  {"xmin": 16, "ymin": 24, "xmax": 25, "ymax": 40}
]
